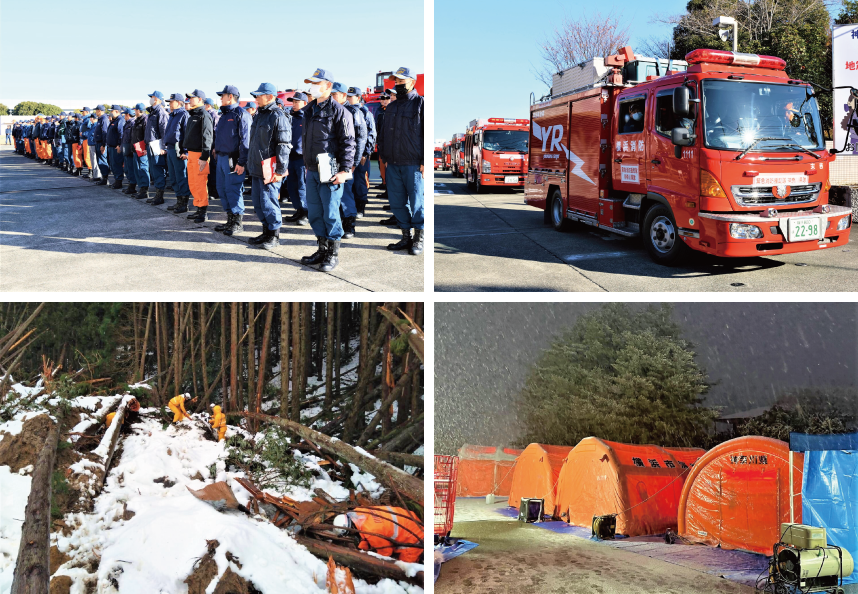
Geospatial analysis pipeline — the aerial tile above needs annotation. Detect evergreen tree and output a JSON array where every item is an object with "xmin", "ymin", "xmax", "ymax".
[{"xmin": 518, "ymin": 304, "xmax": 716, "ymax": 448}]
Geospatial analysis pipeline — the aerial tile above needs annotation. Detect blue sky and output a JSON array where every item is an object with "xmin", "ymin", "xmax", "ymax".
[
  {"xmin": 0, "ymin": 0, "xmax": 423, "ymax": 109},
  {"xmin": 434, "ymin": 0, "xmax": 689, "ymax": 141}
]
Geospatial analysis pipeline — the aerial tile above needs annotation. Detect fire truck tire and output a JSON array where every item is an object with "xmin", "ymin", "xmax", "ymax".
[
  {"xmin": 550, "ymin": 189, "xmax": 573, "ymax": 232},
  {"xmin": 642, "ymin": 204, "xmax": 689, "ymax": 265}
]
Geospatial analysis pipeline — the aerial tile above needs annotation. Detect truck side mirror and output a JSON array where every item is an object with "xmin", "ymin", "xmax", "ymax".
[
  {"xmin": 672, "ymin": 127, "xmax": 695, "ymax": 158},
  {"xmin": 673, "ymin": 86, "xmax": 691, "ymax": 118}
]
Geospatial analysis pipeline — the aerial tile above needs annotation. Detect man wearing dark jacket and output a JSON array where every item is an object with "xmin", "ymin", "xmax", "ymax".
[
  {"xmin": 333, "ymin": 83, "xmax": 366, "ymax": 240},
  {"xmin": 246, "ymin": 82, "xmax": 291, "ymax": 250},
  {"xmin": 93, "ymin": 105, "xmax": 110, "ymax": 185},
  {"xmin": 375, "ymin": 92, "xmax": 392, "ymax": 202},
  {"xmin": 131, "ymin": 103, "xmax": 151, "ymax": 200},
  {"xmin": 378, "ymin": 67, "xmax": 424, "ymax": 255},
  {"xmin": 120, "ymin": 109, "xmax": 137, "ymax": 194},
  {"xmin": 349, "ymin": 88, "xmax": 376, "ymax": 218},
  {"xmin": 213, "ymin": 85, "xmax": 252, "ymax": 236},
  {"xmin": 180, "ymin": 89, "xmax": 214, "ymax": 223},
  {"xmin": 164, "ymin": 93, "xmax": 191, "ymax": 213},
  {"xmin": 284, "ymin": 92, "xmax": 308, "ymax": 225},
  {"xmin": 145, "ymin": 91, "xmax": 169, "ymax": 204},
  {"xmin": 106, "ymin": 105, "xmax": 125, "ymax": 189},
  {"xmin": 300, "ymin": 68, "xmax": 356, "ymax": 272}
]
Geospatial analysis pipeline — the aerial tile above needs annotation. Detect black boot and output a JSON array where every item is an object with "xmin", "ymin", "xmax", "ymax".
[
  {"xmin": 173, "ymin": 197, "xmax": 190, "ymax": 214},
  {"xmin": 261, "ymin": 227, "xmax": 280, "ymax": 251},
  {"xmin": 192, "ymin": 205, "xmax": 208, "ymax": 223},
  {"xmin": 409, "ymin": 229, "xmax": 424, "ymax": 255},
  {"xmin": 76, "ymin": 168, "xmax": 82, "ymax": 176},
  {"xmin": 122, "ymin": 183, "xmax": 137, "ymax": 195},
  {"xmin": 95, "ymin": 177, "xmax": 108, "ymax": 186},
  {"xmin": 320, "ymin": 239, "xmax": 339, "ymax": 272},
  {"xmin": 249, "ymin": 224, "xmax": 270, "ymax": 245},
  {"xmin": 215, "ymin": 213, "xmax": 233, "ymax": 232},
  {"xmin": 301, "ymin": 237, "xmax": 326, "ymax": 265},
  {"xmin": 355, "ymin": 202, "xmax": 366, "ymax": 219},
  {"xmin": 380, "ymin": 215, "xmax": 398, "ymax": 226},
  {"xmin": 111, "ymin": 179, "xmax": 123, "ymax": 190},
  {"xmin": 223, "ymin": 213, "xmax": 243, "ymax": 236},
  {"xmin": 284, "ymin": 208, "xmax": 308, "ymax": 224},
  {"xmin": 342, "ymin": 216, "xmax": 356, "ymax": 239},
  {"xmin": 151, "ymin": 188, "xmax": 165, "ymax": 205},
  {"xmin": 135, "ymin": 186, "xmax": 150, "ymax": 200},
  {"xmin": 379, "ymin": 190, "xmax": 388, "ymax": 199},
  {"xmin": 387, "ymin": 228, "xmax": 412, "ymax": 251}
]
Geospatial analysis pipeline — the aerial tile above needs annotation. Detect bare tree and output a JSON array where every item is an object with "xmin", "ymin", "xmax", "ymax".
[
  {"xmin": 637, "ymin": 35, "xmax": 675, "ymax": 60},
  {"xmin": 535, "ymin": 10, "xmax": 632, "ymax": 89}
]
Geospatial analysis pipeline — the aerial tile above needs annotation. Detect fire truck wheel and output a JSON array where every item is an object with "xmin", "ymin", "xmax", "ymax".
[
  {"xmin": 642, "ymin": 204, "xmax": 689, "ymax": 265},
  {"xmin": 550, "ymin": 189, "xmax": 573, "ymax": 232}
]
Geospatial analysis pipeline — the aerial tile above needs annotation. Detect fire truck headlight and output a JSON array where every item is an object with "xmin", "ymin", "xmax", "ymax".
[
  {"xmin": 729, "ymin": 223, "xmax": 763, "ymax": 239},
  {"xmin": 837, "ymin": 216, "xmax": 851, "ymax": 231},
  {"xmin": 482, "ymin": 160, "xmax": 491, "ymax": 173}
]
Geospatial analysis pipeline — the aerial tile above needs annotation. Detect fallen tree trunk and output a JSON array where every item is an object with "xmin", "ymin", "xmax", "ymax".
[
  {"xmin": 294, "ymin": 536, "xmax": 423, "ymax": 586},
  {"xmin": 11, "ymin": 417, "xmax": 59, "ymax": 594},
  {"xmin": 239, "ymin": 412, "xmax": 423, "ymax": 506},
  {"xmin": 369, "ymin": 451, "xmax": 424, "ymax": 469},
  {"xmin": 377, "ymin": 306, "xmax": 424, "ymax": 363}
]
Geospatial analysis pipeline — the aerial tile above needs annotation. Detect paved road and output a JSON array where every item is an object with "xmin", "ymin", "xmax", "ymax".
[
  {"xmin": 0, "ymin": 145, "xmax": 422, "ymax": 292},
  {"xmin": 434, "ymin": 171, "xmax": 858, "ymax": 292}
]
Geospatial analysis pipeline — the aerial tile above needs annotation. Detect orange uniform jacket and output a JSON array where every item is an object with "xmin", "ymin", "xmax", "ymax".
[{"xmin": 346, "ymin": 506, "xmax": 422, "ymax": 563}]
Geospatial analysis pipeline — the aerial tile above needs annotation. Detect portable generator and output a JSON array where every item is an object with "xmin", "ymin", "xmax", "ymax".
[
  {"xmin": 592, "ymin": 514, "xmax": 617, "ymax": 540},
  {"xmin": 757, "ymin": 524, "xmax": 854, "ymax": 594}
]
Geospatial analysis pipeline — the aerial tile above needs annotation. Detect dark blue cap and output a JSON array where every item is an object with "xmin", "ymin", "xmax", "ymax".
[
  {"xmin": 81, "ymin": 106, "xmax": 91, "ymax": 112},
  {"xmin": 245, "ymin": 101, "xmax": 257, "ymax": 109},
  {"xmin": 249, "ymin": 82, "xmax": 277, "ymax": 97},
  {"xmin": 168, "ymin": 93, "xmax": 184, "ymax": 102},
  {"xmin": 95, "ymin": 104, "xmax": 106, "ymax": 111},
  {"xmin": 331, "ymin": 82, "xmax": 347, "ymax": 94},
  {"xmin": 186, "ymin": 89, "xmax": 206, "ymax": 101},
  {"xmin": 148, "ymin": 90, "xmax": 164, "ymax": 100},
  {"xmin": 347, "ymin": 86, "xmax": 362, "ymax": 97},
  {"xmin": 304, "ymin": 68, "xmax": 333, "ymax": 83},
  {"xmin": 122, "ymin": 108, "xmax": 133, "ymax": 115},
  {"xmin": 110, "ymin": 104, "xmax": 122, "ymax": 111},
  {"xmin": 217, "ymin": 85, "xmax": 240, "ymax": 98},
  {"xmin": 390, "ymin": 66, "xmax": 415, "ymax": 80},
  {"xmin": 204, "ymin": 98, "xmax": 216, "ymax": 106},
  {"xmin": 135, "ymin": 102, "xmax": 146, "ymax": 111},
  {"xmin": 288, "ymin": 92, "xmax": 308, "ymax": 103}
]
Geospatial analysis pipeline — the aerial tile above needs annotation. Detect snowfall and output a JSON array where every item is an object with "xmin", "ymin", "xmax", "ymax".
[{"xmin": 0, "ymin": 384, "xmax": 424, "ymax": 594}]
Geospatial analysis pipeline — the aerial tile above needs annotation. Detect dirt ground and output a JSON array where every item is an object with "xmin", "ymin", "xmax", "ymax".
[{"xmin": 436, "ymin": 500, "xmax": 757, "ymax": 594}]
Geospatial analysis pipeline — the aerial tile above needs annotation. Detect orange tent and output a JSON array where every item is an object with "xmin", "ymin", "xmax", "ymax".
[
  {"xmin": 508, "ymin": 443, "xmax": 574, "ymax": 515},
  {"xmin": 554, "ymin": 437, "xmax": 705, "ymax": 536},
  {"xmin": 456, "ymin": 444, "xmax": 523, "ymax": 497},
  {"xmin": 677, "ymin": 436, "xmax": 804, "ymax": 555}
]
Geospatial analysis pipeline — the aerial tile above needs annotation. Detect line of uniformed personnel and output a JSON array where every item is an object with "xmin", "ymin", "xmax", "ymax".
[{"xmin": 10, "ymin": 67, "xmax": 424, "ymax": 270}]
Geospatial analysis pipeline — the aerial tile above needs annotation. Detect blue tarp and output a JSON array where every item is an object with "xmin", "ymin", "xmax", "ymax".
[
  {"xmin": 790, "ymin": 431, "xmax": 858, "ymax": 452},
  {"xmin": 434, "ymin": 539, "xmax": 479, "ymax": 583},
  {"xmin": 802, "ymin": 448, "xmax": 858, "ymax": 584}
]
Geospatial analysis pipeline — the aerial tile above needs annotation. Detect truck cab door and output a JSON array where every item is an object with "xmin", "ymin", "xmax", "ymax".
[
  {"xmin": 647, "ymin": 85, "xmax": 700, "ymax": 233},
  {"xmin": 612, "ymin": 94, "xmax": 647, "ymax": 194}
]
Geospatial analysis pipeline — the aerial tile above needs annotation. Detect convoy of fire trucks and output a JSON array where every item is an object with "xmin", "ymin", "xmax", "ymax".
[{"xmin": 443, "ymin": 47, "xmax": 852, "ymax": 265}]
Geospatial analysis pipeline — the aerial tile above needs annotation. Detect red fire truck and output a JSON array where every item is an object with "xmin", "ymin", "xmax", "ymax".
[
  {"xmin": 526, "ymin": 47, "xmax": 852, "ymax": 264},
  {"xmin": 451, "ymin": 133, "xmax": 465, "ymax": 177},
  {"xmin": 443, "ymin": 141, "xmax": 452, "ymax": 170},
  {"xmin": 434, "ymin": 143, "xmax": 444, "ymax": 169},
  {"xmin": 464, "ymin": 118, "xmax": 530, "ymax": 192}
]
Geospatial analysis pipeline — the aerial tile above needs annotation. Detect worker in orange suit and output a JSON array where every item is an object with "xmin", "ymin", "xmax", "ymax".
[
  {"xmin": 168, "ymin": 392, "xmax": 196, "ymax": 423},
  {"xmin": 335, "ymin": 506, "xmax": 423, "ymax": 563},
  {"xmin": 181, "ymin": 89, "xmax": 214, "ymax": 223},
  {"xmin": 209, "ymin": 405, "xmax": 226, "ymax": 441}
]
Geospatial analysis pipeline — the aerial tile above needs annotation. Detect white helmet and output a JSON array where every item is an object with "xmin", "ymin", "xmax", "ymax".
[{"xmin": 333, "ymin": 514, "xmax": 351, "ymax": 536}]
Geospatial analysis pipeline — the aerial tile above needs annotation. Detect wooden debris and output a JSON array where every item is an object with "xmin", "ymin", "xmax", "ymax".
[{"xmin": 326, "ymin": 556, "xmax": 356, "ymax": 594}]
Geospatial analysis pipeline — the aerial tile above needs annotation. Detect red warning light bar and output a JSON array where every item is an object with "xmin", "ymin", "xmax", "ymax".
[{"xmin": 685, "ymin": 49, "xmax": 786, "ymax": 71}]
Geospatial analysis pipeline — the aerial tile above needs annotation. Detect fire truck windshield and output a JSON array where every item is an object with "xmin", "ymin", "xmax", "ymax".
[
  {"xmin": 702, "ymin": 80, "xmax": 823, "ymax": 152},
  {"xmin": 434, "ymin": 150, "xmax": 442, "ymax": 158},
  {"xmin": 482, "ymin": 130, "xmax": 529, "ymax": 152}
]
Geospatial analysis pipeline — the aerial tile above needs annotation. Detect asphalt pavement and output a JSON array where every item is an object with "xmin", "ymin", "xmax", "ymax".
[
  {"xmin": 434, "ymin": 171, "xmax": 858, "ymax": 292},
  {"xmin": 0, "ymin": 145, "xmax": 423, "ymax": 292}
]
